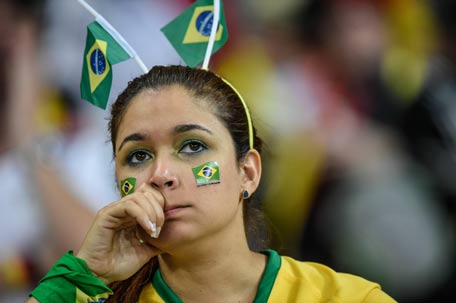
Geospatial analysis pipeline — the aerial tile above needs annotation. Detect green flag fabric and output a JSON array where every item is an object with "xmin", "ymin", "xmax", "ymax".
[
  {"xmin": 30, "ymin": 251, "xmax": 112, "ymax": 302},
  {"xmin": 192, "ymin": 161, "xmax": 220, "ymax": 186},
  {"xmin": 161, "ymin": 0, "xmax": 228, "ymax": 67},
  {"xmin": 80, "ymin": 21, "xmax": 132, "ymax": 109}
]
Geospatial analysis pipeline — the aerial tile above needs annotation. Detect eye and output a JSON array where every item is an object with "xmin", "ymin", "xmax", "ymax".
[
  {"xmin": 127, "ymin": 150, "xmax": 153, "ymax": 165},
  {"xmin": 179, "ymin": 140, "xmax": 207, "ymax": 154}
]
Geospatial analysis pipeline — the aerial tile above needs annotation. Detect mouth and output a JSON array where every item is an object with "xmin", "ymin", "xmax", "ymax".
[{"xmin": 164, "ymin": 205, "xmax": 190, "ymax": 218}]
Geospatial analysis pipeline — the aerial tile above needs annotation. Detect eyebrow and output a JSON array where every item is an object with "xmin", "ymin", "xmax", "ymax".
[
  {"xmin": 117, "ymin": 124, "xmax": 213, "ymax": 152},
  {"xmin": 174, "ymin": 124, "xmax": 213, "ymax": 135},
  {"xmin": 117, "ymin": 132, "xmax": 147, "ymax": 153}
]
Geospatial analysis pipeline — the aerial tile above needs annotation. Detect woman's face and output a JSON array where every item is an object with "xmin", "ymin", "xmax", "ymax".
[{"xmin": 114, "ymin": 85, "xmax": 246, "ymax": 250}]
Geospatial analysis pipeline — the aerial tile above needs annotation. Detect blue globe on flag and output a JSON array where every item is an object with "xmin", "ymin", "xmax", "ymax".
[
  {"xmin": 90, "ymin": 49, "xmax": 107, "ymax": 75},
  {"xmin": 196, "ymin": 10, "xmax": 219, "ymax": 36},
  {"xmin": 202, "ymin": 166, "xmax": 213, "ymax": 178}
]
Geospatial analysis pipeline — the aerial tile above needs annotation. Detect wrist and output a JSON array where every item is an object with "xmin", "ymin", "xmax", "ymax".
[{"xmin": 75, "ymin": 251, "xmax": 110, "ymax": 286}]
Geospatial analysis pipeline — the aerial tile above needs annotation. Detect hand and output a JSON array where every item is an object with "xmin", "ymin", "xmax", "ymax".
[{"xmin": 76, "ymin": 183, "xmax": 165, "ymax": 285}]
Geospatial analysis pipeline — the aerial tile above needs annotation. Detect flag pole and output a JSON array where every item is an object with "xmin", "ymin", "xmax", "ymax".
[
  {"xmin": 201, "ymin": 0, "xmax": 220, "ymax": 70},
  {"xmin": 77, "ymin": 0, "xmax": 148, "ymax": 74}
]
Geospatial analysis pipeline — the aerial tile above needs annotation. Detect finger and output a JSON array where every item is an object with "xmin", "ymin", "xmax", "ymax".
[
  {"xmin": 135, "ymin": 227, "xmax": 145, "ymax": 245},
  {"xmin": 131, "ymin": 192, "xmax": 160, "ymax": 223},
  {"xmin": 136, "ymin": 184, "xmax": 165, "ymax": 236},
  {"xmin": 139, "ymin": 185, "xmax": 165, "ymax": 236},
  {"xmin": 138, "ymin": 183, "xmax": 165, "ymax": 209},
  {"xmin": 107, "ymin": 198, "xmax": 154, "ymax": 234},
  {"xmin": 131, "ymin": 192, "xmax": 163, "ymax": 238},
  {"xmin": 144, "ymin": 191, "xmax": 165, "ymax": 227}
]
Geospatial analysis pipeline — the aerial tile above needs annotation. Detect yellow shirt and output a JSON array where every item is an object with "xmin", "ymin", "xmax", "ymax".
[{"xmin": 138, "ymin": 250, "xmax": 396, "ymax": 303}]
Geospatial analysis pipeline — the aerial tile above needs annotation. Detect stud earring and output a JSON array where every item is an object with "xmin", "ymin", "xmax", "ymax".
[{"xmin": 243, "ymin": 190, "xmax": 249, "ymax": 199}]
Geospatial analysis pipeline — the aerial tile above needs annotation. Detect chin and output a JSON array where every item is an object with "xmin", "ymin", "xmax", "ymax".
[{"xmin": 153, "ymin": 224, "xmax": 198, "ymax": 251}]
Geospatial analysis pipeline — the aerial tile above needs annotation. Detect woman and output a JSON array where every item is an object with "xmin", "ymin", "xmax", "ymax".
[{"xmin": 27, "ymin": 65, "xmax": 396, "ymax": 302}]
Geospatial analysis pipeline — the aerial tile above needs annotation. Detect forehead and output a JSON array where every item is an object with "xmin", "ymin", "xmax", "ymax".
[{"xmin": 116, "ymin": 85, "xmax": 221, "ymax": 141}]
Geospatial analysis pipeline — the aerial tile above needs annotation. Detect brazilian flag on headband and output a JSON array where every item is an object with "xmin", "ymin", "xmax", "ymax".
[
  {"xmin": 161, "ymin": 0, "xmax": 228, "ymax": 67},
  {"xmin": 80, "ymin": 21, "xmax": 132, "ymax": 109}
]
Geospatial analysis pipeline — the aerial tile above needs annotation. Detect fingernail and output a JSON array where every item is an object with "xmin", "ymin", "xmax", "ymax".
[
  {"xmin": 156, "ymin": 226, "xmax": 161, "ymax": 237},
  {"xmin": 148, "ymin": 220, "xmax": 158, "ymax": 238}
]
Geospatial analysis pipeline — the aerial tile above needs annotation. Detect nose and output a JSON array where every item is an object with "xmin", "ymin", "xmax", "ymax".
[{"xmin": 147, "ymin": 157, "xmax": 179, "ymax": 191}]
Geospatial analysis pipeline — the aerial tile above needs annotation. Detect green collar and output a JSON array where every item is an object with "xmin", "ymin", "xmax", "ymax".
[{"xmin": 152, "ymin": 249, "xmax": 281, "ymax": 303}]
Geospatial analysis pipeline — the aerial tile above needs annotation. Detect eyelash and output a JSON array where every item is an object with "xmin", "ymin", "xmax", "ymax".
[
  {"xmin": 179, "ymin": 140, "xmax": 208, "ymax": 154},
  {"xmin": 125, "ymin": 140, "xmax": 207, "ymax": 166},
  {"xmin": 127, "ymin": 149, "xmax": 153, "ymax": 166}
]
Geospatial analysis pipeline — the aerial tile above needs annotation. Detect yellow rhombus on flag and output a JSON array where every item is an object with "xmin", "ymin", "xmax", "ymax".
[
  {"xmin": 161, "ymin": 0, "xmax": 228, "ymax": 67},
  {"xmin": 80, "ymin": 21, "xmax": 132, "ymax": 109}
]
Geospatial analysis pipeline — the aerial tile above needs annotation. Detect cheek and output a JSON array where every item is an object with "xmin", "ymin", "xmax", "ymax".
[
  {"xmin": 115, "ymin": 164, "xmax": 151, "ymax": 194},
  {"xmin": 188, "ymin": 161, "xmax": 241, "ymax": 199},
  {"xmin": 190, "ymin": 161, "xmax": 221, "ymax": 187},
  {"xmin": 119, "ymin": 177, "xmax": 137, "ymax": 197}
]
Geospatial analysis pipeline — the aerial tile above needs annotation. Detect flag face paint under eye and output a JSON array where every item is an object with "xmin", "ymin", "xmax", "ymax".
[
  {"xmin": 192, "ymin": 161, "xmax": 220, "ymax": 186},
  {"xmin": 120, "ymin": 178, "xmax": 136, "ymax": 197}
]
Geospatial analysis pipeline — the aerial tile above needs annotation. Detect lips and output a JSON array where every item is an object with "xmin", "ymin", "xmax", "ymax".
[
  {"xmin": 164, "ymin": 204, "xmax": 188, "ymax": 212},
  {"xmin": 164, "ymin": 205, "xmax": 190, "ymax": 218}
]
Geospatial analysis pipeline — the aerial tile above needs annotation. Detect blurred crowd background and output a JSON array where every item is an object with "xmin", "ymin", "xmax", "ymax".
[{"xmin": 1, "ymin": 0, "xmax": 455, "ymax": 302}]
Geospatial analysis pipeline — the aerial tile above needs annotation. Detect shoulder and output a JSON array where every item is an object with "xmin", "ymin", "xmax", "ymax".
[
  {"xmin": 279, "ymin": 255, "xmax": 373, "ymax": 289},
  {"xmin": 270, "ymin": 254, "xmax": 397, "ymax": 303}
]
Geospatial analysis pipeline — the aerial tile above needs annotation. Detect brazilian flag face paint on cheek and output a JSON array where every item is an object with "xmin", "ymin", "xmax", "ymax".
[
  {"xmin": 192, "ymin": 161, "xmax": 220, "ymax": 186},
  {"xmin": 120, "ymin": 178, "xmax": 136, "ymax": 197}
]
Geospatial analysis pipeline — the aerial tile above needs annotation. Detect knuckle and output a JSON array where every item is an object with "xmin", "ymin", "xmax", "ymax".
[
  {"xmin": 98, "ymin": 204, "xmax": 111, "ymax": 216},
  {"xmin": 144, "ymin": 191, "xmax": 161, "ymax": 204}
]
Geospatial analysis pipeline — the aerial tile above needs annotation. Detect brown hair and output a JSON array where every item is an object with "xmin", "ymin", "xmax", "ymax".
[{"xmin": 107, "ymin": 65, "xmax": 269, "ymax": 302}]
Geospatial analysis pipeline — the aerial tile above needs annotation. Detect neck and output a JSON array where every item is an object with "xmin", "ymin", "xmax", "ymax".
[
  {"xmin": 158, "ymin": 248, "xmax": 266, "ymax": 303},
  {"xmin": 156, "ymin": 213, "xmax": 267, "ymax": 303}
]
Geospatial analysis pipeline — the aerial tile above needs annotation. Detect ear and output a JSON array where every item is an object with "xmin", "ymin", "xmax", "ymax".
[{"xmin": 240, "ymin": 149, "xmax": 262, "ymax": 196}]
